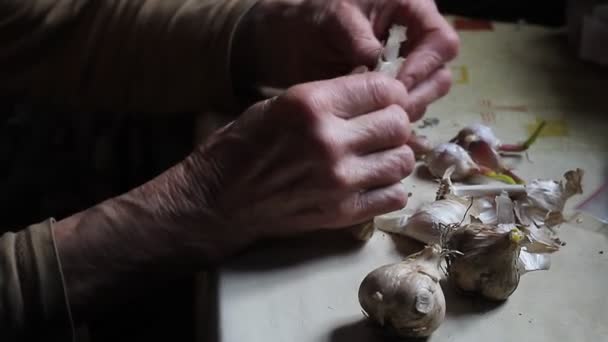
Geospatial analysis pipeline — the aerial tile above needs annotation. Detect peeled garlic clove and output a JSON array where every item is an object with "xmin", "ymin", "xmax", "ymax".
[
  {"xmin": 359, "ymin": 245, "xmax": 445, "ymax": 338},
  {"xmin": 375, "ymin": 25, "xmax": 407, "ymax": 77},
  {"xmin": 448, "ymin": 224, "xmax": 523, "ymax": 301},
  {"xmin": 425, "ymin": 143, "xmax": 479, "ymax": 180},
  {"xmin": 451, "ymin": 123, "xmax": 501, "ymax": 150}
]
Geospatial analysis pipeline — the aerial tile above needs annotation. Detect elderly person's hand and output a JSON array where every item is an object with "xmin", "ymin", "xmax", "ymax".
[
  {"xmin": 56, "ymin": 73, "xmax": 414, "ymax": 316},
  {"xmin": 235, "ymin": 0, "xmax": 460, "ymax": 120},
  {"xmin": 183, "ymin": 72, "xmax": 414, "ymax": 247}
]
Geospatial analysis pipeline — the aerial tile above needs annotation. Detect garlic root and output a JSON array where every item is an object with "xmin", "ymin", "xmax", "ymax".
[{"xmin": 358, "ymin": 245, "xmax": 446, "ymax": 338}]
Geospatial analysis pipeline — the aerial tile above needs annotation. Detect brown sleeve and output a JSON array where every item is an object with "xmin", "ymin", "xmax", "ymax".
[
  {"xmin": 0, "ymin": 0, "xmax": 259, "ymax": 113},
  {"xmin": 0, "ymin": 219, "xmax": 74, "ymax": 341}
]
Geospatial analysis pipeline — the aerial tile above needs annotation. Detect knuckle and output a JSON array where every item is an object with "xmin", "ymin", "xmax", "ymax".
[
  {"xmin": 282, "ymin": 84, "xmax": 322, "ymax": 125},
  {"xmin": 385, "ymin": 104, "xmax": 411, "ymax": 142},
  {"xmin": 311, "ymin": 125, "xmax": 342, "ymax": 163},
  {"xmin": 393, "ymin": 146, "xmax": 415, "ymax": 178},
  {"xmin": 326, "ymin": 162, "xmax": 351, "ymax": 189},
  {"xmin": 436, "ymin": 68, "xmax": 453, "ymax": 97},
  {"xmin": 336, "ymin": 197, "xmax": 357, "ymax": 222},
  {"xmin": 385, "ymin": 186, "xmax": 408, "ymax": 210},
  {"xmin": 365, "ymin": 73, "xmax": 403, "ymax": 106}
]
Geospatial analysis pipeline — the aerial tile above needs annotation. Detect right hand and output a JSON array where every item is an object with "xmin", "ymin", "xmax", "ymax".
[{"xmin": 168, "ymin": 73, "xmax": 415, "ymax": 256}]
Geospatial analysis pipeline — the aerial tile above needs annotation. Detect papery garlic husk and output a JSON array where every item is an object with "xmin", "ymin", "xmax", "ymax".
[
  {"xmin": 451, "ymin": 123, "xmax": 501, "ymax": 150},
  {"xmin": 447, "ymin": 224, "xmax": 523, "ymax": 301},
  {"xmin": 359, "ymin": 245, "xmax": 445, "ymax": 338},
  {"xmin": 473, "ymin": 192, "xmax": 558, "ymax": 272},
  {"xmin": 425, "ymin": 143, "xmax": 480, "ymax": 180},
  {"xmin": 514, "ymin": 169, "xmax": 584, "ymax": 228},
  {"xmin": 375, "ymin": 25, "xmax": 407, "ymax": 77},
  {"xmin": 378, "ymin": 195, "xmax": 473, "ymax": 244}
]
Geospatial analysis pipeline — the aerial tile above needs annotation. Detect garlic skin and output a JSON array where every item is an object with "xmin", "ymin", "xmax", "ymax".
[
  {"xmin": 358, "ymin": 245, "xmax": 445, "ymax": 338},
  {"xmin": 514, "ymin": 169, "xmax": 584, "ymax": 228},
  {"xmin": 448, "ymin": 225, "xmax": 523, "ymax": 301},
  {"xmin": 452, "ymin": 123, "xmax": 501, "ymax": 149},
  {"xmin": 425, "ymin": 143, "xmax": 479, "ymax": 180}
]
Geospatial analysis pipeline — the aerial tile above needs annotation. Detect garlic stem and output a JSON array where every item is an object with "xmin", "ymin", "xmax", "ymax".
[{"xmin": 451, "ymin": 184, "xmax": 526, "ymax": 197}]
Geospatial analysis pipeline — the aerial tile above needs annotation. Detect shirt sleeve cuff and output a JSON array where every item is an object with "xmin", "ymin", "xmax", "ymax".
[{"xmin": 0, "ymin": 219, "xmax": 74, "ymax": 340}]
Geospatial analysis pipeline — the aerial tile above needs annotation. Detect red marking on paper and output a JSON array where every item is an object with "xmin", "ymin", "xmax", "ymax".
[
  {"xmin": 480, "ymin": 99, "xmax": 528, "ymax": 112},
  {"xmin": 453, "ymin": 18, "xmax": 494, "ymax": 31},
  {"xmin": 480, "ymin": 112, "xmax": 496, "ymax": 124}
]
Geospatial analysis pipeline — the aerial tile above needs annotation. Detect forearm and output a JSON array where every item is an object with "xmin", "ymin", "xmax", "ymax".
[
  {"xmin": 0, "ymin": 0, "xmax": 258, "ymax": 113},
  {"xmin": 53, "ymin": 154, "xmax": 242, "ymax": 321}
]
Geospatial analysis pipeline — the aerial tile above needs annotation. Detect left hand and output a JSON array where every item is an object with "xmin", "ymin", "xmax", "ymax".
[{"xmin": 235, "ymin": 0, "xmax": 460, "ymax": 121}]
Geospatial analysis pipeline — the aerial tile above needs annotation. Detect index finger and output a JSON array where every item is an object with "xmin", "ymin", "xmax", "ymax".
[{"xmin": 393, "ymin": 0, "xmax": 460, "ymax": 89}]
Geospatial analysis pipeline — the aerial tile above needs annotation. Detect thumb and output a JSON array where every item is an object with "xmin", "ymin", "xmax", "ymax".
[{"xmin": 338, "ymin": 4, "xmax": 383, "ymax": 68}]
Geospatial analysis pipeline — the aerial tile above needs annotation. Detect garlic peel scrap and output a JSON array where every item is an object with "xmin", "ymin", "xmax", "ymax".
[
  {"xmin": 518, "ymin": 250, "xmax": 551, "ymax": 274},
  {"xmin": 514, "ymin": 168, "xmax": 584, "ymax": 228}
]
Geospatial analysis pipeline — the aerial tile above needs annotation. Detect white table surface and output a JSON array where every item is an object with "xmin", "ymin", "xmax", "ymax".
[{"xmin": 200, "ymin": 18, "xmax": 608, "ymax": 342}]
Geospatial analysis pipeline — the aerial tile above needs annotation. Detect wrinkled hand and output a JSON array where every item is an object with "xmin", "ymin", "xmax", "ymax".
[
  {"xmin": 178, "ymin": 73, "xmax": 414, "ymax": 252},
  {"xmin": 237, "ymin": 0, "xmax": 460, "ymax": 120}
]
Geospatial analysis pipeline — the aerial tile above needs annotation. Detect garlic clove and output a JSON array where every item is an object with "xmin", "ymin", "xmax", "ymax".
[
  {"xmin": 374, "ymin": 208, "xmax": 412, "ymax": 234},
  {"xmin": 378, "ymin": 198, "xmax": 472, "ymax": 245},
  {"xmin": 468, "ymin": 140, "xmax": 505, "ymax": 171},
  {"xmin": 451, "ymin": 123, "xmax": 501, "ymax": 150},
  {"xmin": 425, "ymin": 143, "xmax": 479, "ymax": 180}
]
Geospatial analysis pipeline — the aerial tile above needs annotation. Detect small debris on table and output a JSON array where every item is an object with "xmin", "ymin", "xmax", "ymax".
[{"xmin": 418, "ymin": 117, "xmax": 440, "ymax": 129}]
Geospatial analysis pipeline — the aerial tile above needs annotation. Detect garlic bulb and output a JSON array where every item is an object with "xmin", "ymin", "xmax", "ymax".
[
  {"xmin": 375, "ymin": 25, "xmax": 407, "ymax": 77},
  {"xmin": 448, "ymin": 224, "xmax": 523, "ymax": 301},
  {"xmin": 358, "ymin": 245, "xmax": 445, "ymax": 338},
  {"xmin": 425, "ymin": 143, "xmax": 479, "ymax": 180},
  {"xmin": 452, "ymin": 123, "xmax": 501, "ymax": 149}
]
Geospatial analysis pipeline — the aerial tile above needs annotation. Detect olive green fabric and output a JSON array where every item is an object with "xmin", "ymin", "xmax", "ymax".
[
  {"xmin": 0, "ymin": 220, "xmax": 73, "ymax": 341},
  {"xmin": 0, "ymin": 0, "xmax": 260, "ymax": 340}
]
